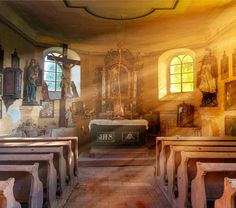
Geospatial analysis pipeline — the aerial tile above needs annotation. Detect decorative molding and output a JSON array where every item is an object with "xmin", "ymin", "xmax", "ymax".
[{"xmin": 63, "ymin": 0, "xmax": 179, "ymax": 20}]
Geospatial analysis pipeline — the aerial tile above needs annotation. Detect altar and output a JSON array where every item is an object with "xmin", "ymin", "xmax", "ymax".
[{"xmin": 89, "ymin": 119, "xmax": 148, "ymax": 147}]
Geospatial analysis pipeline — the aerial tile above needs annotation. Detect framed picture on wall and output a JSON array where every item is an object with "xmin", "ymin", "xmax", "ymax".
[
  {"xmin": 39, "ymin": 100, "xmax": 54, "ymax": 118},
  {"xmin": 225, "ymin": 116, "xmax": 236, "ymax": 136},
  {"xmin": 0, "ymin": 100, "xmax": 2, "ymax": 119},
  {"xmin": 225, "ymin": 80, "xmax": 236, "ymax": 110},
  {"xmin": 0, "ymin": 73, "xmax": 2, "ymax": 96},
  {"xmin": 233, "ymin": 49, "xmax": 236, "ymax": 76},
  {"xmin": 221, "ymin": 51, "xmax": 229, "ymax": 80},
  {"xmin": 72, "ymin": 101, "xmax": 84, "ymax": 116}
]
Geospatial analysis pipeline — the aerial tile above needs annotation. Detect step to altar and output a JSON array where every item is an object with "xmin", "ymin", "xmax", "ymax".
[
  {"xmin": 78, "ymin": 147, "xmax": 155, "ymax": 167},
  {"xmin": 90, "ymin": 147, "xmax": 149, "ymax": 158}
]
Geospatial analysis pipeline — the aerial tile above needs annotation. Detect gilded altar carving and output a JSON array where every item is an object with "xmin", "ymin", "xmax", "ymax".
[{"xmin": 97, "ymin": 47, "xmax": 143, "ymax": 118}]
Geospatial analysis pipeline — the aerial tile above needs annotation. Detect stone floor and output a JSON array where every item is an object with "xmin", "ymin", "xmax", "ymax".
[{"xmin": 64, "ymin": 166, "xmax": 171, "ymax": 208}]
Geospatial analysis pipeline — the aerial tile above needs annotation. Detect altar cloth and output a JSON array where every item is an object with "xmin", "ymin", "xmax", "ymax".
[{"xmin": 89, "ymin": 119, "xmax": 149, "ymax": 130}]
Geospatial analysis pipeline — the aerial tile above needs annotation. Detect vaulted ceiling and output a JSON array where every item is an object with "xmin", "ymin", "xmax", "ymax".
[{"xmin": 0, "ymin": 0, "xmax": 235, "ymax": 53}]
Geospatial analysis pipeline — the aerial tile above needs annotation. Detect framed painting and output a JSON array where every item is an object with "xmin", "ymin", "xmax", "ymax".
[
  {"xmin": 39, "ymin": 100, "xmax": 54, "ymax": 118},
  {"xmin": 225, "ymin": 80, "xmax": 236, "ymax": 110},
  {"xmin": 233, "ymin": 49, "xmax": 236, "ymax": 76},
  {"xmin": 0, "ymin": 73, "xmax": 2, "ymax": 96},
  {"xmin": 225, "ymin": 116, "xmax": 236, "ymax": 136},
  {"xmin": 221, "ymin": 51, "xmax": 229, "ymax": 80},
  {"xmin": 0, "ymin": 100, "xmax": 2, "ymax": 119},
  {"xmin": 72, "ymin": 101, "xmax": 84, "ymax": 116}
]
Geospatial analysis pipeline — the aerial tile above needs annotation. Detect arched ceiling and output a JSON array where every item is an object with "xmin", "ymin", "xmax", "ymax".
[{"xmin": 0, "ymin": 0, "xmax": 235, "ymax": 54}]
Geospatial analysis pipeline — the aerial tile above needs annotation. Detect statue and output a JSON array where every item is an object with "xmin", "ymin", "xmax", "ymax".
[
  {"xmin": 198, "ymin": 49, "xmax": 218, "ymax": 107},
  {"xmin": 23, "ymin": 59, "xmax": 40, "ymax": 105},
  {"xmin": 42, "ymin": 81, "xmax": 50, "ymax": 101}
]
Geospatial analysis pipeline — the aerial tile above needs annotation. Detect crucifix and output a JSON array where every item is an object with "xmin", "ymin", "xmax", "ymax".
[{"xmin": 47, "ymin": 44, "xmax": 80, "ymax": 127}]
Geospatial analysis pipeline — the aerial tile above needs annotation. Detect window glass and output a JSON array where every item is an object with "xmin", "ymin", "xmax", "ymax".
[{"xmin": 170, "ymin": 55, "xmax": 194, "ymax": 93}]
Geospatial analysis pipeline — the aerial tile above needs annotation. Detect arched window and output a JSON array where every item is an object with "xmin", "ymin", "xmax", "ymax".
[
  {"xmin": 169, "ymin": 55, "xmax": 194, "ymax": 93},
  {"xmin": 44, "ymin": 52, "xmax": 62, "ymax": 92}
]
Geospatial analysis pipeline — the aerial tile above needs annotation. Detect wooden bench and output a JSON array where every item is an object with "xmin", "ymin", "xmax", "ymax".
[
  {"xmin": 0, "ymin": 154, "xmax": 57, "ymax": 208},
  {"xmin": 215, "ymin": 177, "xmax": 236, "ymax": 208},
  {"xmin": 0, "ymin": 147, "xmax": 67, "ymax": 195},
  {"xmin": 166, "ymin": 145, "xmax": 236, "ymax": 204},
  {"xmin": 0, "ymin": 141, "xmax": 74, "ymax": 185},
  {"xmin": 0, "ymin": 178, "xmax": 21, "ymax": 208},
  {"xmin": 0, "ymin": 163, "xmax": 43, "ymax": 208},
  {"xmin": 191, "ymin": 163, "xmax": 236, "ymax": 208},
  {"xmin": 158, "ymin": 139, "xmax": 236, "ymax": 186},
  {"xmin": 0, "ymin": 137, "xmax": 79, "ymax": 176},
  {"xmin": 176, "ymin": 152, "xmax": 236, "ymax": 208}
]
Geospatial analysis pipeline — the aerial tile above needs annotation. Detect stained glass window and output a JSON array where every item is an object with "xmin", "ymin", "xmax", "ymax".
[{"xmin": 170, "ymin": 55, "xmax": 194, "ymax": 93}]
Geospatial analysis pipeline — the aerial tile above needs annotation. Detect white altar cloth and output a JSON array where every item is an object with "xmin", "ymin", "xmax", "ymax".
[{"xmin": 89, "ymin": 119, "xmax": 149, "ymax": 130}]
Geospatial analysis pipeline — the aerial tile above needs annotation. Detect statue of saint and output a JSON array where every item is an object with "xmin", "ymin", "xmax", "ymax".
[
  {"xmin": 23, "ymin": 59, "xmax": 40, "ymax": 105},
  {"xmin": 198, "ymin": 49, "xmax": 218, "ymax": 107}
]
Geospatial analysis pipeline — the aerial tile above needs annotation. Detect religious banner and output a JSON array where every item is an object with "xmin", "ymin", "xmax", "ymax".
[
  {"xmin": 225, "ymin": 80, "xmax": 236, "ymax": 110},
  {"xmin": 233, "ymin": 49, "xmax": 236, "ymax": 76},
  {"xmin": 221, "ymin": 51, "xmax": 229, "ymax": 80},
  {"xmin": 39, "ymin": 100, "xmax": 54, "ymax": 118}
]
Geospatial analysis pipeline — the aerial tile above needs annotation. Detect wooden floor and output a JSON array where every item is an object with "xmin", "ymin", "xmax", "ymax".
[{"xmin": 64, "ymin": 166, "xmax": 171, "ymax": 208}]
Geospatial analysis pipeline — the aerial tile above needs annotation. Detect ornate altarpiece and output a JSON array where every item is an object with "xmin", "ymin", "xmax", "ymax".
[{"xmin": 96, "ymin": 47, "xmax": 143, "ymax": 119}]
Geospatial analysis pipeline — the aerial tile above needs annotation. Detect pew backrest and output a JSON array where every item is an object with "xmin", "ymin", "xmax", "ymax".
[{"xmin": 0, "ymin": 178, "xmax": 21, "ymax": 208}]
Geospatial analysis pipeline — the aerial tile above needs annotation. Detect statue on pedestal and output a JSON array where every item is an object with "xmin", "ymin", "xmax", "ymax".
[
  {"xmin": 23, "ymin": 59, "xmax": 40, "ymax": 105},
  {"xmin": 198, "ymin": 48, "xmax": 218, "ymax": 107}
]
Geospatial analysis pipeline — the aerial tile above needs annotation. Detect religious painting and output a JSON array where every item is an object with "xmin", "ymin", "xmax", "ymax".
[
  {"xmin": 177, "ymin": 102, "xmax": 194, "ymax": 127},
  {"xmin": 0, "ymin": 73, "xmax": 2, "ymax": 96},
  {"xmin": 225, "ymin": 80, "xmax": 236, "ymax": 110},
  {"xmin": 72, "ymin": 101, "xmax": 84, "ymax": 116},
  {"xmin": 233, "ymin": 49, "xmax": 236, "ymax": 76},
  {"xmin": 221, "ymin": 51, "xmax": 229, "ymax": 80},
  {"xmin": 0, "ymin": 100, "xmax": 2, "ymax": 119},
  {"xmin": 225, "ymin": 116, "xmax": 236, "ymax": 136},
  {"xmin": 39, "ymin": 100, "xmax": 54, "ymax": 118}
]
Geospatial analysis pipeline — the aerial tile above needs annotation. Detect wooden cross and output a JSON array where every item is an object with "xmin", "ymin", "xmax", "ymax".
[{"xmin": 47, "ymin": 44, "xmax": 80, "ymax": 127}]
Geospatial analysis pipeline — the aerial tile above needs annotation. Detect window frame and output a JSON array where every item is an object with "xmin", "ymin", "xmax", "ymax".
[
  {"xmin": 43, "ymin": 52, "xmax": 63, "ymax": 92},
  {"xmin": 168, "ymin": 54, "xmax": 194, "ymax": 94}
]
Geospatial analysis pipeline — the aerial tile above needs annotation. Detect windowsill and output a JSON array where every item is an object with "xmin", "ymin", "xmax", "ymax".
[{"xmin": 159, "ymin": 91, "xmax": 195, "ymax": 101}]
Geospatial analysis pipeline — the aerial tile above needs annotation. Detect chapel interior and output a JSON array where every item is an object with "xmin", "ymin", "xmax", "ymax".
[{"xmin": 0, "ymin": 0, "xmax": 236, "ymax": 208}]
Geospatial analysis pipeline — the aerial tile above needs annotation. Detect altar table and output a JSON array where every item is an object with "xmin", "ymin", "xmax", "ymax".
[{"xmin": 89, "ymin": 119, "xmax": 148, "ymax": 147}]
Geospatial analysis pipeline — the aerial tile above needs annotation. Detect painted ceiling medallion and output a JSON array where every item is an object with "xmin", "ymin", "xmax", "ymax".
[{"xmin": 64, "ymin": 0, "xmax": 179, "ymax": 20}]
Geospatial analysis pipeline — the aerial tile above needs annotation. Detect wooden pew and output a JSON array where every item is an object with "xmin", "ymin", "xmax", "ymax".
[
  {"xmin": 215, "ymin": 177, "xmax": 236, "ymax": 208},
  {"xmin": 191, "ymin": 163, "xmax": 236, "ymax": 208},
  {"xmin": 0, "ymin": 154, "xmax": 57, "ymax": 208},
  {"xmin": 166, "ymin": 145, "xmax": 236, "ymax": 204},
  {"xmin": 0, "ymin": 164, "xmax": 43, "ymax": 208},
  {"xmin": 0, "ymin": 178, "xmax": 21, "ymax": 208},
  {"xmin": 158, "ymin": 139, "xmax": 236, "ymax": 186},
  {"xmin": 0, "ymin": 141, "xmax": 74, "ymax": 185},
  {"xmin": 176, "ymin": 152, "xmax": 236, "ymax": 208},
  {"xmin": 0, "ymin": 137, "xmax": 79, "ymax": 176},
  {"xmin": 0, "ymin": 147, "xmax": 67, "ymax": 195}
]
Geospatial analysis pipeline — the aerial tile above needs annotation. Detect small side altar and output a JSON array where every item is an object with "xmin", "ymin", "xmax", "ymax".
[{"xmin": 89, "ymin": 119, "xmax": 148, "ymax": 147}]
